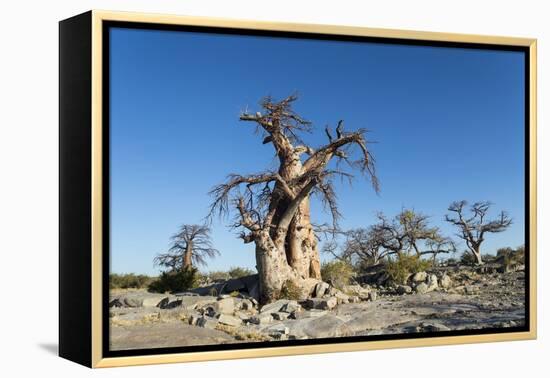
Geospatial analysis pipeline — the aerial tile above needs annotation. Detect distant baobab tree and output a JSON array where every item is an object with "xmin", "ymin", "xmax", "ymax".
[
  {"xmin": 445, "ymin": 201, "xmax": 512, "ymax": 265},
  {"xmin": 209, "ymin": 94, "xmax": 378, "ymax": 304},
  {"xmin": 154, "ymin": 224, "xmax": 219, "ymax": 271}
]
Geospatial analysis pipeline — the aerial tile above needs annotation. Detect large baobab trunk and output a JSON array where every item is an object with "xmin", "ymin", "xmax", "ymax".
[
  {"xmin": 270, "ymin": 155, "xmax": 321, "ymax": 280},
  {"xmin": 286, "ymin": 198, "xmax": 321, "ymax": 278}
]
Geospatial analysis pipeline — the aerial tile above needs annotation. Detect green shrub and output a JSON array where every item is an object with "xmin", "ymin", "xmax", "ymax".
[
  {"xmin": 385, "ymin": 254, "xmax": 432, "ymax": 285},
  {"xmin": 497, "ymin": 245, "xmax": 525, "ymax": 271},
  {"xmin": 148, "ymin": 267, "xmax": 199, "ymax": 293},
  {"xmin": 460, "ymin": 250, "xmax": 477, "ymax": 265},
  {"xmin": 110, "ymin": 273, "xmax": 155, "ymax": 289},
  {"xmin": 228, "ymin": 266, "xmax": 255, "ymax": 279},
  {"xmin": 278, "ymin": 279, "xmax": 302, "ymax": 300},
  {"xmin": 321, "ymin": 260, "xmax": 355, "ymax": 290}
]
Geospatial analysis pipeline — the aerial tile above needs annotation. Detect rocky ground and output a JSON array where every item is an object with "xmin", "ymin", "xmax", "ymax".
[{"xmin": 109, "ymin": 263, "xmax": 525, "ymax": 351}]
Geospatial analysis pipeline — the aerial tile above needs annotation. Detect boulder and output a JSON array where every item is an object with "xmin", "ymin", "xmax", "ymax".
[
  {"xmin": 368, "ymin": 291, "xmax": 378, "ymax": 301},
  {"xmin": 305, "ymin": 297, "xmax": 338, "ymax": 310},
  {"xmin": 415, "ymin": 283, "xmax": 429, "ymax": 294},
  {"xmin": 142, "ymin": 294, "xmax": 171, "ymax": 307},
  {"xmin": 343, "ymin": 284, "xmax": 371, "ymax": 297},
  {"xmin": 287, "ymin": 314, "xmax": 351, "ymax": 339},
  {"xmin": 411, "ymin": 271, "xmax": 428, "ymax": 283},
  {"xmin": 188, "ymin": 314, "xmax": 200, "ymax": 326},
  {"xmin": 292, "ymin": 309, "xmax": 328, "ymax": 319},
  {"xmin": 217, "ymin": 314, "xmax": 242, "ymax": 327},
  {"xmin": 280, "ymin": 301, "xmax": 301, "ymax": 313},
  {"xmin": 163, "ymin": 299, "xmax": 185, "ymax": 309},
  {"xmin": 314, "ymin": 282, "xmax": 330, "ymax": 298},
  {"xmin": 397, "ymin": 285, "xmax": 413, "ymax": 295},
  {"xmin": 426, "ymin": 274, "xmax": 439, "ymax": 291},
  {"xmin": 240, "ymin": 299, "xmax": 255, "ymax": 311},
  {"xmin": 109, "ymin": 298, "xmax": 123, "ymax": 308},
  {"xmin": 418, "ymin": 322, "xmax": 451, "ymax": 332},
  {"xmin": 213, "ymin": 297, "xmax": 236, "ymax": 314},
  {"xmin": 260, "ymin": 299, "xmax": 297, "ymax": 314},
  {"xmin": 439, "ymin": 274, "xmax": 452, "ymax": 289},
  {"xmin": 122, "ymin": 297, "xmax": 142, "ymax": 308},
  {"xmin": 162, "ymin": 295, "xmax": 217, "ymax": 310},
  {"xmin": 249, "ymin": 313, "xmax": 273, "ymax": 325},
  {"xmin": 272, "ymin": 312, "xmax": 289, "ymax": 321},
  {"xmin": 335, "ymin": 292, "xmax": 350, "ymax": 304},
  {"xmin": 267, "ymin": 323, "xmax": 289, "ymax": 336},
  {"xmin": 197, "ymin": 316, "xmax": 219, "ymax": 329}
]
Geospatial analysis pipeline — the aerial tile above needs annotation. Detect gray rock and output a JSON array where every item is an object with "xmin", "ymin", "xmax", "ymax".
[
  {"xmin": 397, "ymin": 285, "xmax": 413, "ymax": 295},
  {"xmin": 314, "ymin": 282, "xmax": 330, "ymax": 298},
  {"xmin": 197, "ymin": 316, "xmax": 219, "ymax": 329},
  {"xmin": 272, "ymin": 312, "xmax": 289, "ymax": 321},
  {"xmin": 306, "ymin": 297, "xmax": 338, "ymax": 310},
  {"xmin": 267, "ymin": 323, "xmax": 289, "ymax": 336},
  {"xmin": 188, "ymin": 314, "xmax": 200, "ymax": 326},
  {"xmin": 368, "ymin": 291, "xmax": 378, "ymax": 301},
  {"xmin": 217, "ymin": 314, "xmax": 242, "ymax": 327},
  {"xmin": 342, "ymin": 284, "xmax": 371, "ymax": 297},
  {"xmin": 426, "ymin": 274, "xmax": 439, "ymax": 291},
  {"xmin": 288, "ymin": 314, "xmax": 351, "ymax": 339},
  {"xmin": 335, "ymin": 292, "xmax": 350, "ymax": 304},
  {"xmin": 214, "ymin": 297, "xmax": 236, "ymax": 314},
  {"xmin": 249, "ymin": 313, "xmax": 273, "ymax": 325},
  {"xmin": 122, "ymin": 297, "xmax": 142, "ymax": 308},
  {"xmin": 109, "ymin": 298, "xmax": 123, "ymax": 308},
  {"xmin": 240, "ymin": 299, "xmax": 255, "ymax": 311},
  {"xmin": 280, "ymin": 301, "xmax": 301, "ymax": 313},
  {"xmin": 292, "ymin": 309, "xmax": 328, "ymax": 319},
  {"xmin": 260, "ymin": 299, "xmax": 297, "ymax": 314},
  {"xmin": 142, "ymin": 296, "xmax": 168, "ymax": 307},
  {"xmin": 162, "ymin": 295, "xmax": 217, "ymax": 310},
  {"xmin": 415, "ymin": 283, "xmax": 429, "ymax": 294},
  {"xmin": 418, "ymin": 322, "xmax": 451, "ymax": 332},
  {"xmin": 412, "ymin": 271, "xmax": 428, "ymax": 283},
  {"xmin": 439, "ymin": 274, "xmax": 452, "ymax": 289},
  {"xmin": 162, "ymin": 299, "xmax": 183, "ymax": 309}
]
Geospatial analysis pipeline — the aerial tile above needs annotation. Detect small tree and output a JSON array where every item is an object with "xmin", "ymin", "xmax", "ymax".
[
  {"xmin": 371, "ymin": 209, "xmax": 455, "ymax": 260},
  {"xmin": 323, "ymin": 228, "xmax": 392, "ymax": 267},
  {"xmin": 323, "ymin": 209, "xmax": 454, "ymax": 270},
  {"xmin": 445, "ymin": 201, "xmax": 512, "ymax": 265},
  {"xmin": 154, "ymin": 224, "xmax": 219, "ymax": 271}
]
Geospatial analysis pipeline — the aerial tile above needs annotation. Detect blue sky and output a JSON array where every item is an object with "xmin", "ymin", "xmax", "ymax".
[{"xmin": 109, "ymin": 27, "xmax": 525, "ymax": 275}]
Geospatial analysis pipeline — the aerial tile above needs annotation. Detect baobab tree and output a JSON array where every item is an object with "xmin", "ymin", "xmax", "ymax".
[
  {"xmin": 445, "ymin": 200, "xmax": 512, "ymax": 265},
  {"xmin": 209, "ymin": 94, "xmax": 378, "ymax": 303},
  {"xmin": 154, "ymin": 224, "xmax": 219, "ymax": 271}
]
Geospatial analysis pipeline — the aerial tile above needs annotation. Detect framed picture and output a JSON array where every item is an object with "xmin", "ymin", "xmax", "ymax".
[{"xmin": 59, "ymin": 10, "xmax": 537, "ymax": 368}]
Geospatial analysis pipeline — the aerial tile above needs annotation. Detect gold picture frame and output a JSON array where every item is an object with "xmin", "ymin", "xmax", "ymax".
[{"xmin": 59, "ymin": 10, "xmax": 537, "ymax": 368}]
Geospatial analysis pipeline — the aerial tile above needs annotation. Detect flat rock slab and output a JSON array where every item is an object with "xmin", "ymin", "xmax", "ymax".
[{"xmin": 110, "ymin": 322, "xmax": 234, "ymax": 351}]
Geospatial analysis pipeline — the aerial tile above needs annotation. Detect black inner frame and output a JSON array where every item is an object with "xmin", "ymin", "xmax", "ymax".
[{"xmin": 102, "ymin": 20, "xmax": 531, "ymax": 358}]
